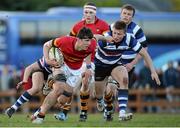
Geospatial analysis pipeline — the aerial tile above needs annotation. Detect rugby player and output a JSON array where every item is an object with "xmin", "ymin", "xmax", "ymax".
[
  {"xmin": 55, "ymin": 2, "xmax": 109, "ymax": 122},
  {"xmin": 94, "ymin": 21, "xmax": 160, "ymax": 121},
  {"xmin": 5, "ymin": 56, "xmax": 55, "ymax": 118},
  {"xmin": 31, "ymin": 27, "xmax": 96, "ymax": 124},
  {"xmin": 97, "ymin": 4, "xmax": 149, "ymax": 119}
]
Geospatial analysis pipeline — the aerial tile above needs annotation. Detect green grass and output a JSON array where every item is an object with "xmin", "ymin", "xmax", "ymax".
[{"xmin": 0, "ymin": 113, "xmax": 180, "ymax": 127}]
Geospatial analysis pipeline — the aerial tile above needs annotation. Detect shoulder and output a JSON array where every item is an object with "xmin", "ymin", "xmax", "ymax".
[
  {"xmin": 128, "ymin": 21, "xmax": 143, "ymax": 30},
  {"xmin": 97, "ymin": 18, "xmax": 108, "ymax": 24},
  {"xmin": 96, "ymin": 17, "xmax": 109, "ymax": 26},
  {"xmin": 73, "ymin": 20, "xmax": 85, "ymax": 28},
  {"xmin": 129, "ymin": 21, "xmax": 138, "ymax": 27},
  {"xmin": 54, "ymin": 36, "xmax": 75, "ymax": 45},
  {"xmin": 97, "ymin": 40, "xmax": 107, "ymax": 46},
  {"xmin": 125, "ymin": 33, "xmax": 137, "ymax": 44},
  {"xmin": 55, "ymin": 36, "xmax": 68, "ymax": 41}
]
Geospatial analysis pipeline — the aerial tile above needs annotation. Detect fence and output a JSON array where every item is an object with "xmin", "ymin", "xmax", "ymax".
[{"xmin": 0, "ymin": 89, "xmax": 180, "ymax": 113}]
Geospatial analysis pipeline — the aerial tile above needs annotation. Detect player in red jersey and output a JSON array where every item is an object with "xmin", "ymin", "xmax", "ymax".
[
  {"xmin": 54, "ymin": 2, "xmax": 110, "ymax": 122},
  {"xmin": 70, "ymin": 4, "xmax": 109, "ymax": 37},
  {"xmin": 31, "ymin": 27, "xmax": 96, "ymax": 124},
  {"xmin": 70, "ymin": 2, "xmax": 109, "ymax": 61}
]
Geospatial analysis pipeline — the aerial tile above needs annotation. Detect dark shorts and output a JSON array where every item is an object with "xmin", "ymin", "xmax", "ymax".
[
  {"xmin": 36, "ymin": 60, "xmax": 51, "ymax": 80},
  {"xmin": 95, "ymin": 62, "xmax": 123, "ymax": 81}
]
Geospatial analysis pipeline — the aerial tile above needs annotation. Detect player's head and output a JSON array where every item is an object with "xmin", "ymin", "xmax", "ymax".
[
  {"xmin": 76, "ymin": 27, "xmax": 94, "ymax": 50},
  {"xmin": 167, "ymin": 60, "xmax": 173, "ymax": 68},
  {"xmin": 77, "ymin": 27, "xmax": 93, "ymax": 39},
  {"xmin": 120, "ymin": 4, "xmax": 135, "ymax": 25},
  {"xmin": 83, "ymin": 2, "xmax": 97, "ymax": 23},
  {"xmin": 112, "ymin": 20, "xmax": 127, "ymax": 43}
]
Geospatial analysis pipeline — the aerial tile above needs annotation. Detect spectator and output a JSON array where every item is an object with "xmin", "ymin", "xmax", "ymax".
[
  {"xmin": 138, "ymin": 62, "xmax": 152, "ymax": 89},
  {"xmin": 0, "ymin": 65, "xmax": 10, "ymax": 91},
  {"xmin": 8, "ymin": 69, "xmax": 21, "ymax": 103},
  {"xmin": 0, "ymin": 65, "xmax": 17, "ymax": 110},
  {"xmin": 136, "ymin": 62, "xmax": 158, "ymax": 112},
  {"xmin": 163, "ymin": 61, "xmax": 179, "ymax": 113},
  {"xmin": 175, "ymin": 60, "xmax": 180, "ymax": 89}
]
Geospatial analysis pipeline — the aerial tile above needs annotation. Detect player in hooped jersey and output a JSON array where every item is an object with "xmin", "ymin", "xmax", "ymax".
[
  {"xmin": 98, "ymin": 4, "xmax": 149, "ymax": 114},
  {"xmin": 54, "ymin": 2, "xmax": 109, "ymax": 122},
  {"xmin": 107, "ymin": 4, "xmax": 148, "ymax": 84},
  {"xmin": 5, "ymin": 57, "xmax": 53, "ymax": 118},
  {"xmin": 120, "ymin": 4, "xmax": 147, "ymax": 68},
  {"xmin": 31, "ymin": 27, "xmax": 96, "ymax": 124},
  {"xmin": 94, "ymin": 21, "xmax": 160, "ymax": 121}
]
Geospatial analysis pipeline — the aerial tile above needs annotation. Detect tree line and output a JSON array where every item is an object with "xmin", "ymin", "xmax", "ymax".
[{"xmin": 0, "ymin": 0, "xmax": 121, "ymax": 11}]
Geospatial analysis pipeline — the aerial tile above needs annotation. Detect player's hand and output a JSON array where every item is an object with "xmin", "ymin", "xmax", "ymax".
[
  {"xmin": 16, "ymin": 81, "xmax": 28, "ymax": 90},
  {"xmin": 105, "ymin": 36, "xmax": 114, "ymax": 42},
  {"xmin": 125, "ymin": 63, "xmax": 134, "ymax": 72},
  {"xmin": 151, "ymin": 72, "xmax": 161, "ymax": 85},
  {"xmin": 57, "ymin": 95, "xmax": 71, "ymax": 108},
  {"xmin": 46, "ymin": 58, "xmax": 60, "ymax": 68},
  {"xmin": 82, "ymin": 69, "xmax": 93, "ymax": 86}
]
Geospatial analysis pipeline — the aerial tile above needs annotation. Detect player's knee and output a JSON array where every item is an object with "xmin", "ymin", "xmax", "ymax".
[
  {"xmin": 82, "ymin": 81, "xmax": 89, "ymax": 90},
  {"xmin": 52, "ymin": 84, "xmax": 62, "ymax": 96},
  {"xmin": 46, "ymin": 74, "xmax": 66, "ymax": 89},
  {"xmin": 123, "ymin": 77, "xmax": 128, "ymax": 86},
  {"xmin": 28, "ymin": 86, "xmax": 41, "ymax": 95}
]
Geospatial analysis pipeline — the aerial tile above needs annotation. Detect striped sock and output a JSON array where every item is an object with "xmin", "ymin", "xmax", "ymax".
[
  {"xmin": 62, "ymin": 103, "xmax": 71, "ymax": 116},
  {"xmin": 104, "ymin": 90, "xmax": 113, "ymax": 111},
  {"xmin": 80, "ymin": 91, "xmax": 89, "ymax": 113},
  {"xmin": 12, "ymin": 91, "xmax": 32, "ymax": 110},
  {"xmin": 96, "ymin": 97, "xmax": 103, "ymax": 104},
  {"xmin": 117, "ymin": 89, "xmax": 128, "ymax": 115}
]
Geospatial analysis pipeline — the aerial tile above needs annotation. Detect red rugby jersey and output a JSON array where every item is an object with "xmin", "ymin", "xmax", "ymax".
[
  {"xmin": 71, "ymin": 17, "xmax": 109, "ymax": 36},
  {"xmin": 53, "ymin": 36, "xmax": 96, "ymax": 70},
  {"xmin": 70, "ymin": 17, "xmax": 109, "ymax": 61}
]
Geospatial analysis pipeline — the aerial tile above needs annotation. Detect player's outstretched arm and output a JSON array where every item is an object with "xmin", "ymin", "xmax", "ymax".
[
  {"xmin": 139, "ymin": 48, "xmax": 161, "ymax": 85},
  {"xmin": 16, "ymin": 62, "xmax": 41, "ymax": 89},
  {"xmin": 94, "ymin": 34, "xmax": 113, "ymax": 42}
]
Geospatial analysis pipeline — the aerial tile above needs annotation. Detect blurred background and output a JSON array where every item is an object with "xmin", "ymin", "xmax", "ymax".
[{"xmin": 0, "ymin": 0, "xmax": 180, "ymax": 114}]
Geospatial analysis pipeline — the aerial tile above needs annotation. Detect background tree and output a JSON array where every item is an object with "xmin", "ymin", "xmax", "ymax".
[{"xmin": 0, "ymin": 0, "xmax": 121, "ymax": 11}]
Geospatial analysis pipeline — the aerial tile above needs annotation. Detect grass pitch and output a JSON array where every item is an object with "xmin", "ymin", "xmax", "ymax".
[{"xmin": 0, "ymin": 113, "xmax": 180, "ymax": 127}]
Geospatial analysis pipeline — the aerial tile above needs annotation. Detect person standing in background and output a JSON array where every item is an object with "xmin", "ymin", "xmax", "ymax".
[{"xmin": 163, "ymin": 61, "xmax": 179, "ymax": 113}]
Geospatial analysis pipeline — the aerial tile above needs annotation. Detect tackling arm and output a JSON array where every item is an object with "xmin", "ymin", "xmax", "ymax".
[
  {"xmin": 16, "ymin": 62, "xmax": 41, "ymax": 89},
  {"xmin": 94, "ymin": 34, "xmax": 113, "ymax": 42},
  {"xmin": 139, "ymin": 48, "xmax": 161, "ymax": 85}
]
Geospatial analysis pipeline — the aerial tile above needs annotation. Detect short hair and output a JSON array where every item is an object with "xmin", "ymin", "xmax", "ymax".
[
  {"xmin": 77, "ymin": 27, "xmax": 93, "ymax": 39},
  {"xmin": 121, "ymin": 4, "xmax": 136, "ymax": 17},
  {"xmin": 84, "ymin": 2, "xmax": 96, "ymax": 7},
  {"xmin": 84, "ymin": 2, "xmax": 97, "ymax": 13},
  {"xmin": 113, "ymin": 20, "xmax": 127, "ymax": 32}
]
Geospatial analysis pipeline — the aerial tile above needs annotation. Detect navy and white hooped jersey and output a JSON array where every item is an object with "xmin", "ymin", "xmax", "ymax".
[
  {"xmin": 95, "ymin": 33, "xmax": 142, "ymax": 65},
  {"xmin": 109, "ymin": 21, "xmax": 147, "ymax": 64},
  {"xmin": 37, "ymin": 57, "xmax": 52, "ymax": 74},
  {"xmin": 110, "ymin": 21, "xmax": 146, "ymax": 44}
]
